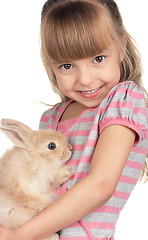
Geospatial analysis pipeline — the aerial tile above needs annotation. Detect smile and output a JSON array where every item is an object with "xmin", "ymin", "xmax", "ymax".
[
  {"xmin": 78, "ymin": 86, "xmax": 103, "ymax": 99},
  {"xmin": 80, "ymin": 87, "xmax": 100, "ymax": 94}
]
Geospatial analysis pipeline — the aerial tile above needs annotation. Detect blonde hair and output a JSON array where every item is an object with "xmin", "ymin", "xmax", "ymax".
[{"xmin": 40, "ymin": 0, "xmax": 148, "ymax": 181}]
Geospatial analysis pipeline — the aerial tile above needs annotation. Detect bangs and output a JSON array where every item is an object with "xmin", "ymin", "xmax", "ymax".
[{"xmin": 41, "ymin": 0, "xmax": 115, "ymax": 62}]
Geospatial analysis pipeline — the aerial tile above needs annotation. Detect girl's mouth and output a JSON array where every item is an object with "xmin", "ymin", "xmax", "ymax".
[{"xmin": 78, "ymin": 86, "xmax": 103, "ymax": 98}]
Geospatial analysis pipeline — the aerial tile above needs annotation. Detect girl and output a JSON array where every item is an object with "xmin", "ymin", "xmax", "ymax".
[{"xmin": 0, "ymin": 0, "xmax": 148, "ymax": 239}]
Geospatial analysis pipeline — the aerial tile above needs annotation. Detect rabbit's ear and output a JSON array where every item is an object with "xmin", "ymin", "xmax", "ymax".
[{"xmin": 0, "ymin": 119, "xmax": 32, "ymax": 149}]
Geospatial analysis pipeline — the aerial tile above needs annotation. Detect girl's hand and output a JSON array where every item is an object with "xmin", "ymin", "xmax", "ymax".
[{"xmin": 0, "ymin": 225, "xmax": 32, "ymax": 240}]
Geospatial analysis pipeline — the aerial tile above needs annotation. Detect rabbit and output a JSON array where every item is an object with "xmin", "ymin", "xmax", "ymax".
[{"xmin": 0, "ymin": 119, "xmax": 72, "ymax": 240}]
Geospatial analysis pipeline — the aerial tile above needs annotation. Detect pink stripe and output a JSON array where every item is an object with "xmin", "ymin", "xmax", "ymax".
[
  {"xmin": 40, "ymin": 116, "xmax": 49, "ymax": 122},
  {"xmin": 56, "ymin": 104, "xmax": 63, "ymax": 112},
  {"xmin": 71, "ymin": 172, "xmax": 139, "ymax": 185},
  {"xmin": 132, "ymin": 145, "xmax": 148, "ymax": 154},
  {"xmin": 104, "ymin": 89, "xmax": 116, "ymax": 99},
  {"xmin": 55, "ymin": 182, "xmax": 66, "ymax": 195},
  {"xmin": 80, "ymin": 156, "xmax": 92, "ymax": 163},
  {"xmin": 60, "ymin": 237, "xmax": 113, "ymax": 240},
  {"xmin": 115, "ymin": 86, "xmax": 144, "ymax": 99},
  {"xmin": 99, "ymin": 117, "xmax": 146, "ymax": 132},
  {"xmin": 99, "ymin": 116, "xmax": 147, "ymax": 138},
  {"xmin": 120, "ymin": 175, "xmax": 138, "ymax": 185},
  {"xmin": 72, "ymin": 144, "xmax": 85, "ymax": 151},
  {"xmin": 48, "ymin": 123, "xmax": 54, "ymax": 129},
  {"xmin": 79, "ymin": 220, "xmax": 96, "ymax": 239},
  {"xmin": 66, "ymin": 156, "xmax": 92, "ymax": 165},
  {"xmin": 72, "ymin": 171, "xmax": 138, "ymax": 185},
  {"xmin": 69, "ymin": 130, "xmax": 90, "ymax": 136},
  {"xmin": 91, "ymin": 123, "xmax": 99, "ymax": 131},
  {"xmin": 67, "ymin": 156, "xmax": 93, "ymax": 165},
  {"xmin": 60, "ymin": 237, "xmax": 90, "ymax": 240},
  {"xmin": 104, "ymin": 100, "xmax": 147, "ymax": 116},
  {"xmin": 126, "ymin": 159, "xmax": 144, "ymax": 170},
  {"xmin": 85, "ymin": 221, "xmax": 115, "ymax": 230},
  {"xmin": 50, "ymin": 114, "xmax": 57, "ymax": 122},
  {"xmin": 67, "ymin": 221, "xmax": 115, "ymax": 234},
  {"xmin": 65, "ymin": 158, "xmax": 79, "ymax": 166},
  {"xmin": 68, "ymin": 222, "xmax": 82, "ymax": 228},
  {"xmin": 78, "ymin": 116, "xmax": 95, "ymax": 122},
  {"xmin": 107, "ymin": 83, "xmax": 144, "ymax": 98},
  {"xmin": 95, "ymin": 205, "xmax": 120, "ymax": 214},
  {"xmin": 74, "ymin": 172, "xmax": 88, "ymax": 179},
  {"xmin": 86, "ymin": 139, "xmax": 97, "ymax": 146},
  {"xmin": 99, "ymin": 117, "xmax": 147, "ymax": 144},
  {"xmin": 114, "ymin": 190, "xmax": 130, "ymax": 200},
  {"xmin": 128, "ymin": 90, "xmax": 144, "ymax": 99},
  {"xmin": 72, "ymin": 140, "xmax": 96, "ymax": 149}
]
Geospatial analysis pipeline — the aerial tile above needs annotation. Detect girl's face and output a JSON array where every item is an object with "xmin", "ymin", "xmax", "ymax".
[{"xmin": 51, "ymin": 43, "xmax": 122, "ymax": 108}]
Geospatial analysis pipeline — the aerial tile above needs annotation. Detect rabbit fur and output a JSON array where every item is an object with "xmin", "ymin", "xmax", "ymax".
[{"xmin": 0, "ymin": 119, "xmax": 72, "ymax": 240}]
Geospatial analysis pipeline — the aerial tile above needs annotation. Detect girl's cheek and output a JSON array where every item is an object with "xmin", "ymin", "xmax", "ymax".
[{"xmin": 57, "ymin": 80, "xmax": 69, "ymax": 93}]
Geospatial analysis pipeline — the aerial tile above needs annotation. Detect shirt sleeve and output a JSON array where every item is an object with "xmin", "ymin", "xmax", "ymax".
[{"xmin": 99, "ymin": 81, "xmax": 148, "ymax": 145}]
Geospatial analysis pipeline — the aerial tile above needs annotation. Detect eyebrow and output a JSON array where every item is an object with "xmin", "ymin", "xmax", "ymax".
[
  {"xmin": 52, "ymin": 60, "xmax": 70, "ymax": 65},
  {"xmin": 101, "ymin": 48, "xmax": 112, "ymax": 54}
]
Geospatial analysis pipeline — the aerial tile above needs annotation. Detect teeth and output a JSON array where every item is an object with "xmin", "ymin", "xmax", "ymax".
[{"xmin": 81, "ymin": 87, "xmax": 100, "ymax": 94}]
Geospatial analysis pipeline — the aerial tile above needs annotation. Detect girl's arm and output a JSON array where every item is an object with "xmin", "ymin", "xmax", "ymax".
[{"xmin": 0, "ymin": 125, "xmax": 136, "ymax": 240}]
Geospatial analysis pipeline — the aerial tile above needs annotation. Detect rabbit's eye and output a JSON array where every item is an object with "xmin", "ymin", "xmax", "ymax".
[{"xmin": 48, "ymin": 142, "xmax": 56, "ymax": 150}]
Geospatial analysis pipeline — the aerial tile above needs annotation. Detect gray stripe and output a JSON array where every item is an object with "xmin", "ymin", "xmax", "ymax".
[
  {"xmin": 71, "ymin": 151, "xmax": 83, "ymax": 160},
  {"xmin": 68, "ymin": 136, "xmax": 89, "ymax": 145},
  {"xmin": 60, "ymin": 227, "xmax": 87, "ymax": 237},
  {"xmin": 70, "ymin": 122, "xmax": 93, "ymax": 131},
  {"xmin": 68, "ymin": 162, "xmax": 91, "ymax": 175},
  {"xmin": 82, "ymin": 146, "xmax": 95, "ymax": 156},
  {"xmin": 84, "ymin": 212, "xmax": 118, "ymax": 223},
  {"xmin": 91, "ymin": 228, "xmax": 114, "ymax": 238},
  {"xmin": 100, "ymin": 108, "xmax": 147, "ymax": 127},
  {"xmin": 60, "ymin": 226, "xmax": 114, "ymax": 238},
  {"xmin": 128, "ymin": 151, "xmax": 146, "ymax": 164},
  {"xmin": 136, "ymin": 138, "xmax": 148, "ymax": 148},
  {"xmin": 39, "ymin": 121, "xmax": 48, "ymax": 129},
  {"xmin": 105, "ymin": 197, "xmax": 127, "ymax": 208},
  {"xmin": 80, "ymin": 109, "xmax": 98, "ymax": 119},
  {"xmin": 40, "ymin": 109, "xmax": 52, "ymax": 117},
  {"xmin": 116, "ymin": 182, "xmax": 136, "ymax": 193},
  {"xmin": 71, "ymin": 147, "xmax": 94, "ymax": 159},
  {"xmin": 122, "ymin": 166, "xmax": 142, "ymax": 179}
]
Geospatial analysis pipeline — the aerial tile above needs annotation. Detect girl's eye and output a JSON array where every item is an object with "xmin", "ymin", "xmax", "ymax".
[
  {"xmin": 94, "ymin": 56, "xmax": 105, "ymax": 63},
  {"xmin": 60, "ymin": 64, "xmax": 72, "ymax": 70}
]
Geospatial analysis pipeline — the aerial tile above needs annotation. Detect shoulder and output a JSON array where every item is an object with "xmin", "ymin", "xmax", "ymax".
[
  {"xmin": 99, "ymin": 81, "xmax": 148, "ymax": 144},
  {"xmin": 100, "ymin": 81, "xmax": 147, "ymax": 111},
  {"xmin": 108, "ymin": 81, "xmax": 145, "ymax": 100}
]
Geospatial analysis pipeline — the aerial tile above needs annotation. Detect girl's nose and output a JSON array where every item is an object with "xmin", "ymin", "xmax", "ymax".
[{"xmin": 77, "ymin": 67, "xmax": 93, "ymax": 86}]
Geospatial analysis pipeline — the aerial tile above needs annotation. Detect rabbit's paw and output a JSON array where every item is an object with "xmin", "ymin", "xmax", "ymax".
[
  {"xmin": 64, "ymin": 165, "xmax": 71, "ymax": 171},
  {"xmin": 54, "ymin": 166, "xmax": 72, "ymax": 188},
  {"xmin": 62, "ymin": 165, "xmax": 72, "ymax": 179},
  {"xmin": 45, "ymin": 233, "xmax": 59, "ymax": 240}
]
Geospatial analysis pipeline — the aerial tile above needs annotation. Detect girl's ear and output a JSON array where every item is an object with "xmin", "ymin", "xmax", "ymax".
[{"xmin": 120, "ymin": 36, "xmax": 127, "ymax": 62}]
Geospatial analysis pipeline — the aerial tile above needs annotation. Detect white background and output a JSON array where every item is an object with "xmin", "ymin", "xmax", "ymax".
[{"xmin": 0, "ymin": 1, "xmax": 148, "ymax": 239}]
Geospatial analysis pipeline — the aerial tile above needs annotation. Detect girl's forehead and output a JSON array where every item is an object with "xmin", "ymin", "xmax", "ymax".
[{"xmin": 52, "ymin": 47, "xmax": 113, "ymax": 64}]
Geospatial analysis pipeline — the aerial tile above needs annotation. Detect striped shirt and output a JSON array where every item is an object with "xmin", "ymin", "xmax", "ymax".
[{"xmin": 39, "ymin": 81, "xmax": 148, "ymax": 240}]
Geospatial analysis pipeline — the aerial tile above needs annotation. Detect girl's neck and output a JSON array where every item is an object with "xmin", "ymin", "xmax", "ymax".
[{"xmin": 60, "ymin": 101, "xmax": 88, "ymax": 122}]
